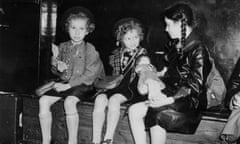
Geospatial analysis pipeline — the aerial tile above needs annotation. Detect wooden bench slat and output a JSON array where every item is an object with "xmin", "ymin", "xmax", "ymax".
[{"xmin": 23, "ymin": 97, "xmax": 227, "ymax": 144}]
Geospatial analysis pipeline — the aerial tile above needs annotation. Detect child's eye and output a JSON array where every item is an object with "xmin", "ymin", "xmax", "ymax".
[
  {"xmin": 125, "ymin": 37, "xmax": 130, "ymax": 41},
  {"xmin": 70, "ymin": 26, "xmax": 76, "ymax": 29},
  {"xmin": 80, "ymin": 27, "xmax": 86, "ymax": 30}
]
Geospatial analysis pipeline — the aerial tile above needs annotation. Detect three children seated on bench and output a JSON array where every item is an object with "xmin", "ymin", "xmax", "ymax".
[{"xmin": 37, "ymin": 2, "xmax": 232, "ymax": 144}]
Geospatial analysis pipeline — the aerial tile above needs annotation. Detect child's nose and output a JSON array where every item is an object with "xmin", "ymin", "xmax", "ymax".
[
  {"xmin": 165, "ymin": 27, "xmax": 168, "ymax": 32},
  {"xmin": 75, "ymin": 29, "xmax": 81, "ymax": 35}
]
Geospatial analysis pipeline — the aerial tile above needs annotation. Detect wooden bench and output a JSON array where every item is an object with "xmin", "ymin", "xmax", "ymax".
[{"xmin": 22, "ymin": 96, "xmax": 230, "ymax": 144}]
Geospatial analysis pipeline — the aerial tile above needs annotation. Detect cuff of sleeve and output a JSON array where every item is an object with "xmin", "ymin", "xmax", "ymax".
[{"xmin": 52, "ymin": 57, "xmax": 58, "ymax": 66}]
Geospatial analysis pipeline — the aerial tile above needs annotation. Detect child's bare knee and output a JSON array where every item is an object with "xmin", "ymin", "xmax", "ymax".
[
  {"xmin": 39, "ymin": 96, "xmax": 51, "ymax": 106},
  {"xmin": 39, "ymin": 96, "xmax": 53, "ymax": 114},
  {"xmin": 94, "ymin": 94, "xmax": 108, "ymax": 112},
  {"xmin": 129, "ymin": 103, "xmax": 146, "ymax": 118},
  {"xmin": 108, "ymin": 96, "xmax": 123, "ymax": 112},
  {"xmin": 64, "ymin": 96, "xmax": 79, "ymax": 113}
]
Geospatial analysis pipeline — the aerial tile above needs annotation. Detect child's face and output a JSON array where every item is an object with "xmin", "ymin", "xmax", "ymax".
[
  {"xmin": 164, "ymin": 17, "xmax": 181, "ymax": 39},
  {"xmin": 68, "ymin": 18, "xmax": 88, "ymax": 44},
  {"xmin": 122, "ymin": 29, "xmax": 140, "ymax": 50}
]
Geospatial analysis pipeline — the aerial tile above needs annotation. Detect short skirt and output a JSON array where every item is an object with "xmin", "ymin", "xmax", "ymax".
[
  {"xmin": 98, "ymin": 75, "xmax": 147, "ymax": 104},
  {"xmin": 44, "ymin": 84, "xmax": 95, "ymax": 101}
]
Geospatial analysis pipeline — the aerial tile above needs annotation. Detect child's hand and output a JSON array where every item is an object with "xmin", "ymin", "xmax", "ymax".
[
  {"xmin": 57, "ymin": 61, "xmax": 68, "ymax": 72},
  {"xmin": 53, "ymin": 82, "xmax": 71, "ymax": 92},
  {"xmin": 105, "ymin": 83, "xmax": 117, "ymax": 89},
  {"xmin": 52, "ymin": 43, "xmax": 59, "ymax": 58},
  {"xmin": 104, "ymin": 75, "xmax": 123, "ymax": 89}
]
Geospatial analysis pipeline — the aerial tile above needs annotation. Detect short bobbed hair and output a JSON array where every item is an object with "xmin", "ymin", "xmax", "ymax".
[{"xmin": 62, "ymin": 6, "xmax": 95, "ymax": 33}]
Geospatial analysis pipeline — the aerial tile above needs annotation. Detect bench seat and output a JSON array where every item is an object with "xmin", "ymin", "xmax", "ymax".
[{"xmin": 22, "ymin": 96, "xmax": 230, "ymax": 144}]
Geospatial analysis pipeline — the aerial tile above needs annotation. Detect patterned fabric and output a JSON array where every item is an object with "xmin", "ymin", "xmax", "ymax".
[
  {"xmin": 99, "ymin": 47, "xmax": 148, "ymax": 102},
  {"xmin": 121, "ymin": 49, "xmax": 138, "ymax": 72},
  {"xmin": 109, "ymin": 48, "xmax": 122, "ymax": 76},
  {"xmin": 109, "ymin": 47, "xmax": 147, "ymax": 81}
]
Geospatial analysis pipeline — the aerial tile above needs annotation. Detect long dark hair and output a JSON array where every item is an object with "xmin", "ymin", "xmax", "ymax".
[{"xmin": 164, "ymin": 3, "xmax": 196, "ymax": 47}]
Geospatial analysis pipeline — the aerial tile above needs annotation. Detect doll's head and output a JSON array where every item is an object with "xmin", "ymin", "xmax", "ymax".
[
  {"xmin": 137, "ymin": 56, "xmax": 151, "ymax": 65},
  {"xmin": 114, "ymin": 18, "xmax": 144, "ymax": 49},
  {"xmin": 135, "ymin": 56, "xmax": 152, "ymax": 74},
  {"xmin": 62, "ymin": 7, "xmax": 95, "ymax": 43},
  {"xmin": 136, "ymin": 56, "xmax": 166, "ymax": 95}
]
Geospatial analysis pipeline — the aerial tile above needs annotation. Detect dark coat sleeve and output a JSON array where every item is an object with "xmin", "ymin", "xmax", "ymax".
[{"xmin": 173, "ymin": 45, "xmax": 211, "ymax": 100}]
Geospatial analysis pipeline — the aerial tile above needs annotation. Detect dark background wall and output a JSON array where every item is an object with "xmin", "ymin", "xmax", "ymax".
[
  {"xmin": 0, "ymin": 0, "xmax": 40, "ymax": 93},
  {"xmin": 54, "ymin": 0, "xmax": 240, "ymax": 81},
  {"xmin": 1, "ymin": 0, "xmax": 240, "ymax": 93}
]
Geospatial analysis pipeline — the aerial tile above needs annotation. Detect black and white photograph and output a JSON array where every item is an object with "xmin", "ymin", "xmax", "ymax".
[{"xmin": 1, "ymin": 0, "xmax": 240, "ymax": 144}]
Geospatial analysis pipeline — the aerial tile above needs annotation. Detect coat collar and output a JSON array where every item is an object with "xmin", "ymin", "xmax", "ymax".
[
  {"xmin": 182, "ymin": 31, "xmax": 201, "ymax": 53},
  {"xmin": 68, "ymin": 40, "xmax": 85, "ymax": 48}
]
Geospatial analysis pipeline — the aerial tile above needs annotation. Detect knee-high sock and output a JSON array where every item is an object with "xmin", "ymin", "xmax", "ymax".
[
  {"xmin": 66, "ymin": 113, "xmax": 79, "ymax": 144},
  {"xmin": 129, "ymin": 114, "xmax": 147, "ymax": 144},
  {"xmin": 128, "ymin": 103, "xmax": 148, "ymax": 144},
  {"xmin": 104, "ymin": 108, "xmax": 120, "ymax": 140},
  {"xmin": 150, "ymin": 126, "xmax": 166, "ymax": 144},
  {"xmin": 92, "ymin": 110, "xmax": 106, "ymax": 143},
  {"xmin": 129, "ymin": 116, "xmax": 147, "ymax": 144},
  {"xmin": 39, "ymin": 112, "xmax": 52, "ymax": 144}
]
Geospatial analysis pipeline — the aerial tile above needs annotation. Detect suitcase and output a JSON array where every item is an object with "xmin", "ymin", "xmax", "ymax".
[{"xmin": 0, "ymin": 92, "xmax": 22, "ymax": 144}]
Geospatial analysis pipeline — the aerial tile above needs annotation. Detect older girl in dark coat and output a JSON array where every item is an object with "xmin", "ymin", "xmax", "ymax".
[{"xmin": 129, "ymin": 3, "xmax": 212, "ymax": 144}]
